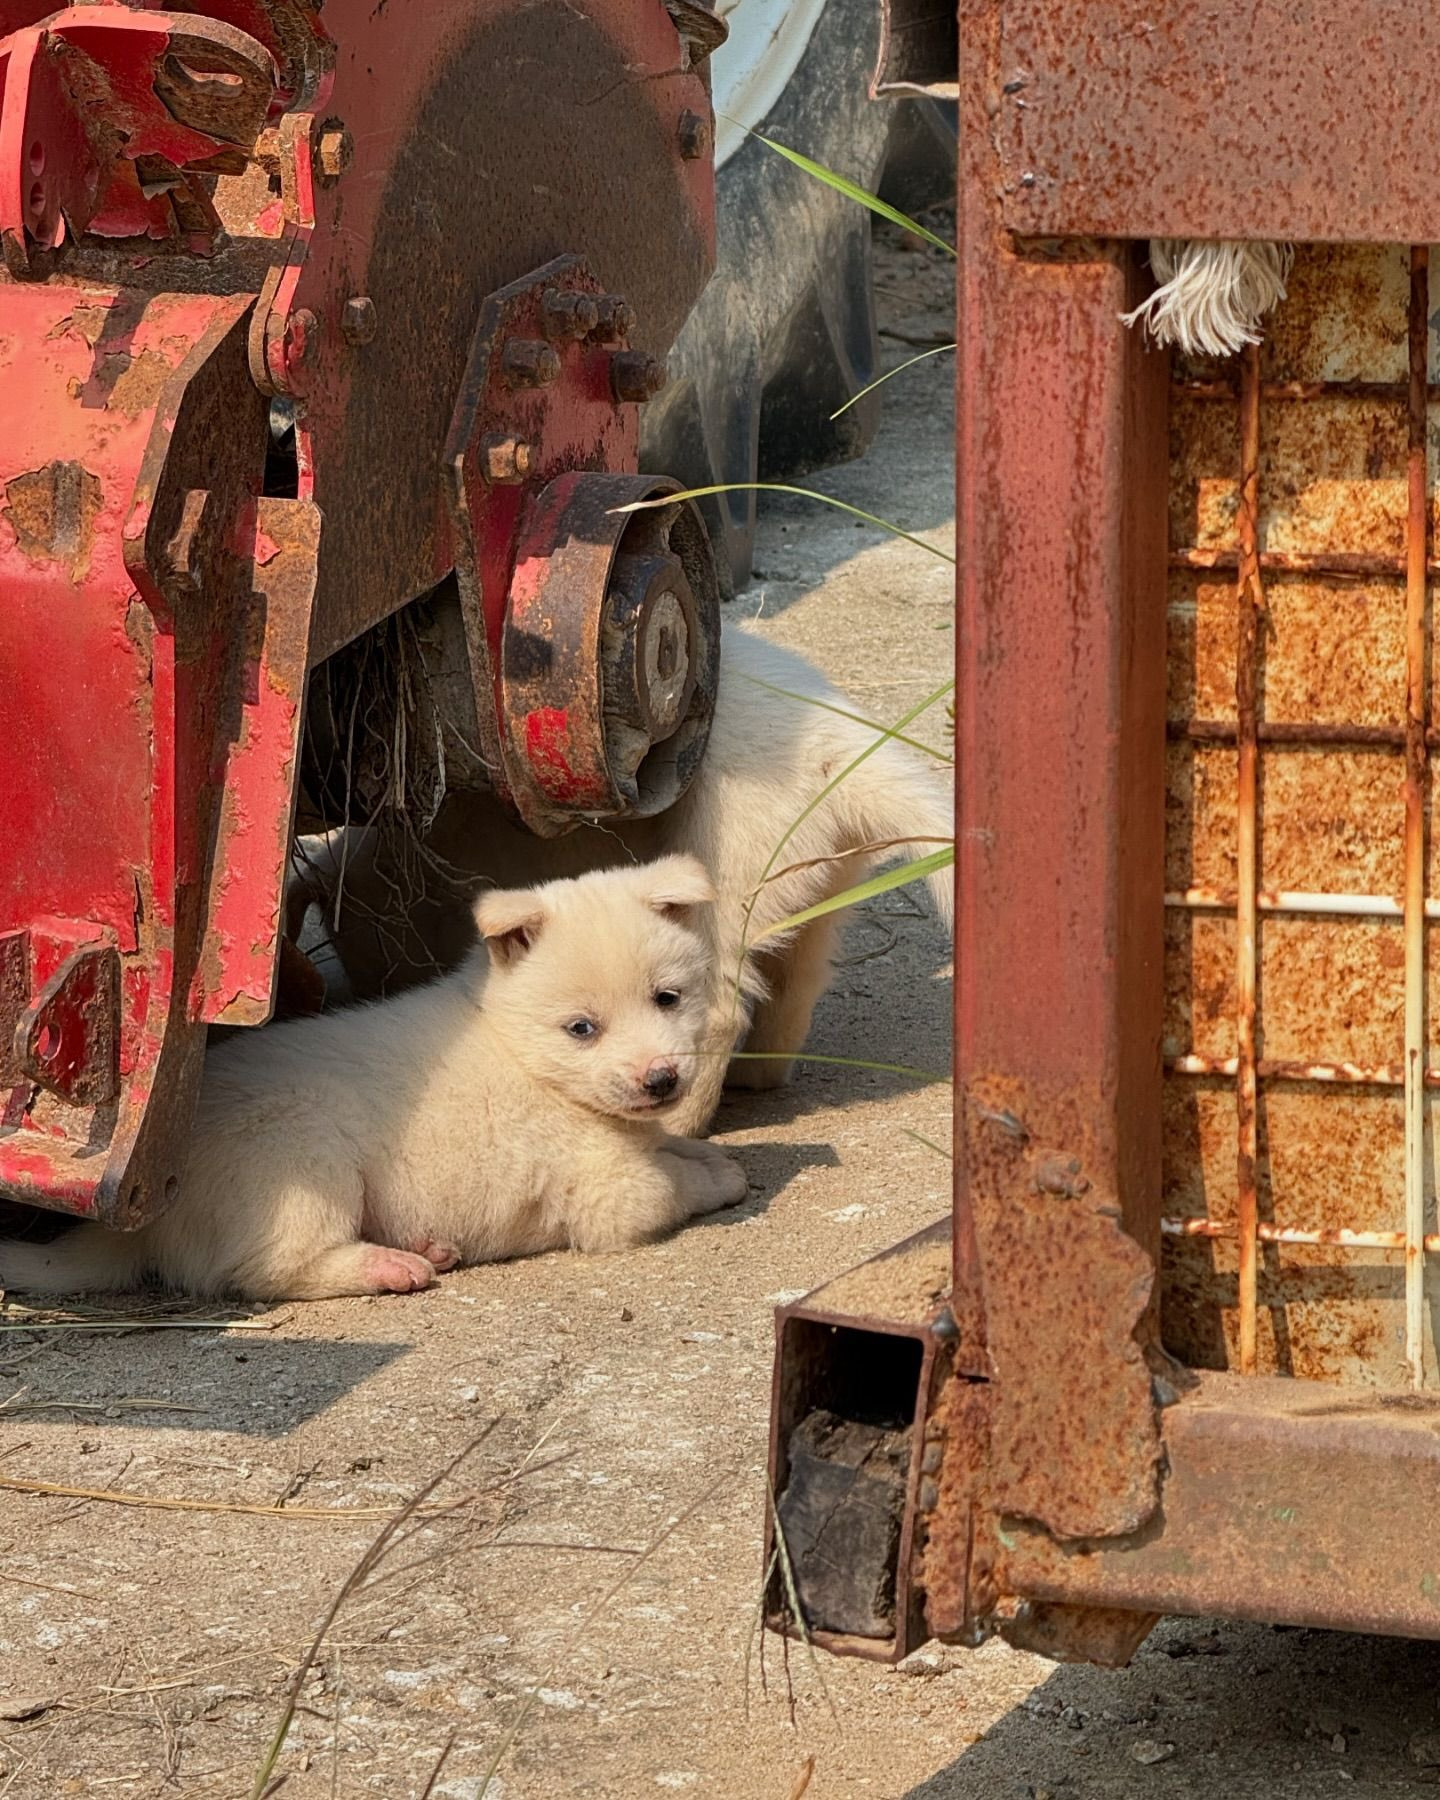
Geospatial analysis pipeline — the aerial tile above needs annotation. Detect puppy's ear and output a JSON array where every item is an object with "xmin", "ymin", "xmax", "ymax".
[
  {"xmin": 474, "ymin": 888, "xmax": 547, "ymax": 967},
  {"xmin": 641, "ymin": 854, "xmax": 716, "ymax": 924}
]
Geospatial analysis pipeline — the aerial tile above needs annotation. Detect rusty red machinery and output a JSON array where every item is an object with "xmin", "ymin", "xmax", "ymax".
[
  {"xmin": 0, "ymin": 0, "xmax": 725, "ymax": 1228},
  {"xmin": 767, "ymin": 2, "xmax": 1440, "ymax": 1664}
]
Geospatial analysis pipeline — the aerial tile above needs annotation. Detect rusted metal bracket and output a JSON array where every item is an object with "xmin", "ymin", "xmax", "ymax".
[
  {"xmin": 766, "ymin": 1210, "xmax": 1166, "ymax": 1665},
  {"xmin": 0, "ymin": 9, "xmax": 279, "ymax": 272},
  {"xmin": 13, "ymin": 936, "xmax": 119, "ymax": 1106},
  {"xmin": 441, "ymin": 256, "xmax": 719, "ymax": 837}
]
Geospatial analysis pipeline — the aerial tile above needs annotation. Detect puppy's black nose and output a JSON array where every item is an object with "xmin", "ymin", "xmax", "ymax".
[{"xmin": 644, "ymin": 1063, "xmax": 679, "ymax": 1098}]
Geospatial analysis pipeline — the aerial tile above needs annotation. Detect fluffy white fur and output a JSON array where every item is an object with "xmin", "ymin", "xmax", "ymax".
[
  {"xmin": 0, "ymin": 857, "xmax": 748, "ymax": 1301},
  {"xmin": 293, "ymin": 624, "xmax": 955, "ymax": 1135},
  {"xmin": 1122, "ymin": 239, "xmax": 1294, "ymax": 357}
]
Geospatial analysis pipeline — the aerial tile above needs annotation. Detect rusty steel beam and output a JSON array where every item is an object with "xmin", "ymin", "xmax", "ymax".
[
  {"xmin": 999, "ymin": 1372, "xmax": 1440, "ymax": 1641},
  {"xmin": 987, "ymin": 0, "xmax": 1440, "ymax": 243},
  {"xmin": 952, "ymin": 0, "xmax": 1169, "ymax": 1566}
]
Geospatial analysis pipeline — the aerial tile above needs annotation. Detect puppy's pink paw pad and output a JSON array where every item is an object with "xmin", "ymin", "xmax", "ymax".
[
  {"xmin": 411, "ymin": 1238, "xmax": 460, "ymax": 1272},
  {"xmin": 361, "ymin": 1248, "xmax": 436, "ymax": 1293}
]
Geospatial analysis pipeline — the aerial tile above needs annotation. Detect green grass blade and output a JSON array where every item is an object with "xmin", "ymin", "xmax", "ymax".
[
  {"xmin": 612, "ymin": 484, "xmax": 954, "ymax": 566},
  {"xmin": 735, "ymin": 670, "xmax": 952, "ymax": 763},
  {"xmin": 747, "ymin": 677, "xmax": 954, "ymax": 899},
  {"xmin": 831, "ymin": 342, "xmax": 955, "ymax": 420},
  {"xmin": 727, "ymin": 1051, "xmax": 950, "ymax": 1084},
  {"xmin": 752, "ymin": 132, "xmax": 957, "ymax": 257},
  {"xmin": 753, "ymin": 847, "xmax": 953, "ymax": 942},
  {"xmin": 901, "ymin": 1127, "xmax": 953, "ymax": 1160}
]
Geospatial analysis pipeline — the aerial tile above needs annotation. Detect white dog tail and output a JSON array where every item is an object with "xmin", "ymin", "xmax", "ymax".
[
  {"xmin": 0, "ymin": 1224, "xmax": 147, "ymax": 1295},
  {"xmin": 837, "ymin": 741, "xmax": 955, "ymax": 936}
]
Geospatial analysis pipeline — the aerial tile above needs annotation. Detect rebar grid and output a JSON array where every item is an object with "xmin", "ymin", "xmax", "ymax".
[{"xmin": 1165, "ymin": 251, "xmax": 1433, "ymax": 1385}]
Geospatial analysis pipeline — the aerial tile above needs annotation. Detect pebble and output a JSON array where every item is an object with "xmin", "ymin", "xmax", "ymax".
[
  {"xmin": 1130, "ymin": 1739, "xmax": 1176, "ymax": 1766},
  {"xmin": 896, "ymin": 1647, "xmax": 946, "ymax": 1679}
]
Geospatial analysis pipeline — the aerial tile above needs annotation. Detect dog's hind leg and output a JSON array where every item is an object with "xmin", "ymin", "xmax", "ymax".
[
  {"xmin": 726, "ymin": 914, "xmax": 841, "ymax": 1092},
  {"xmin": 274, "ymin": 1242, "xmax": 438, "ymax": 1300}
]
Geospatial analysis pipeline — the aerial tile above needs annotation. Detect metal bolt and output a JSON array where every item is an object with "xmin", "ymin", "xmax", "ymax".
[
  {"xmin": 317, "ymin": 123, "xmax": 353, "ymax": 180},
  {"xmin": 283, "ymin": 307, "xmax": 319, "ymax": 372},
  {"xmin": 341, "ymin": 295, "xmax": 377, "ymax": 346},
  {"xmin": 611, "ymin": 350, "xmax": 668, "ymax": 404},
  {"xmin": 589, "ymin": 294, "xmax": 636, "ymax": 344},
  {"xmin": 541, "ymin": 288, "xmax": 600, "ymax": 340},
  {"xmin": 678, "ymin": 109, "xmax": 710, "ymax": 160},
  {"xmin": 479, "ymin": 434, "xmax": 533, "ymax": 484},
  {"xmin": 502, "ymin": 338, "xmax": 561, "ymax": 387}
]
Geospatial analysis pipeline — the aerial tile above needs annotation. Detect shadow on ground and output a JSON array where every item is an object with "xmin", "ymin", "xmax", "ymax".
[{"xmin": 907, "ymin": 1617, "xmax": 1440, "ymax": 1798}]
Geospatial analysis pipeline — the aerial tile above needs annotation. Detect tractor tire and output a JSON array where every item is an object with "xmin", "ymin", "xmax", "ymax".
[{"xmin": 639, "ymin": 0, "xmax": 954, "ymax": 596}]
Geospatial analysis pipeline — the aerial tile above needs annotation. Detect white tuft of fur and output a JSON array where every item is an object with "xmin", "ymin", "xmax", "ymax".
[{"xmin": 1122, "ymin": 239, "xmax": 1294, "ymax": 358}]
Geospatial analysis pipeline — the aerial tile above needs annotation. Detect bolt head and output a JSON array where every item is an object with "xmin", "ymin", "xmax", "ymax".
[
  {"xmin": 479, "ymin": 434, "xmax": 533, "ymax": 484},
  {"xmin": 678, "ymin": 109, "xmax": 710, "ymax": 160},
  {"xmin": 341, "ymin": 295, "xmax": 377, "ymax": 346},
  {"xmin": 284, "ymin": 307, "xmax": 319, "ymax": 371},
  {"xmin": 317, "ymin": 124, "xmax": 353, "ymax": 180},
  {"xmin": 541, "ymin": 288, "xmax": 601, "ymax": 340},
  {"xmin": 611, "ymin": 350, "xmax": 668, "ymax": 404},
  {"xmin": 502, "ymin": 338, "xmax": 561, "ymax": 387},
  {"xmin": 590, "ymin": 295, "xmax": 636, "ymax": 345}
]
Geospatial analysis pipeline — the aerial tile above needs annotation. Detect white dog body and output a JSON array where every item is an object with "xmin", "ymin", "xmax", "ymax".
[
  {"xmin": 0, "ymin": 858, "xmax": 746, "ymax": 1301},
  {"xmin": 299, "ymin": 625, "xmax": 953, "ymax": 1133}
]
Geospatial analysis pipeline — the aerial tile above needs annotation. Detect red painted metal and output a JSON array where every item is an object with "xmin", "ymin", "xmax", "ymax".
[{"xmin": 0, "ymin": 0, "xmax": 723, "ymax": 1223}]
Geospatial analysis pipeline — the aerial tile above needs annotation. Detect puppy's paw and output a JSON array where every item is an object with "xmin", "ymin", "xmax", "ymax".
[
  {"xmin": 690, "ymin": 1151, "xmax": 749, "ymax": 1215},
  {"xmin": 409, "ymin": 1237, "xmax": 461, "ymax": 1272},
  {"xmin": 360, "ymin": 1247, "xmax": 437, "ymax": 1293}
]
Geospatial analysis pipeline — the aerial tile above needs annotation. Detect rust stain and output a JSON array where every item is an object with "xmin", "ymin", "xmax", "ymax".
[
  {"xmin": 100, "ymin": 349, "xmax": 177, "ymax": 418},
  {"xmin": 1163, "ymin": 243, "xmax": 1440, "ymax": 1386},
  {"xmin": 3, "ymin": 462, "xmax": 104, "ymax": 581}
]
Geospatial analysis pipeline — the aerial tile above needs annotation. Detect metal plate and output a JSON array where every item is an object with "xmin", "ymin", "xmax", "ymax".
[{"xmin": 988, "ymin": 0, "xmax": 1440, "ymax": 243}]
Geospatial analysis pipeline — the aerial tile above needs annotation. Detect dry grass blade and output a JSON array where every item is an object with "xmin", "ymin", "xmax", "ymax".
[
  {"xmin": 766, "ymin": 1478, "xmax": 838, "ymax": 1724},
  {"xmin": 0, "ymin": 1471, "xmax": 499, "ymax": 1522},
  {"xmin": 901, "ymin": 1127, "xmax": 953, "ymax": 1160},
  {"xmin": 0, "ymin": 1396, "xmax": 206, "ymax": 1417},
  {"xmin": 612, "ymin": 484, "xmax": 955, "ymax": 565},
  {"xmin": 251, "ymin": 1427, "xmax": 498, "ymax": 1800},
  {"xmin": 743, "ymin": 1543, "xmax": 781, "ymax": 1719},
  {"xmin": 416, "ymin": 1732, "xmax": 457, "ymax": 1800},
  {"xmin": 0, "ymin": 1303, "xmax": 280, "ymax": 1335},
  {"xmin": 756, "ymin": 837, "xmax": 953, "ymax": 889},
  {"xmin": 787, "ymin": 1758, "xmax": 817, "ymax": 1800}
]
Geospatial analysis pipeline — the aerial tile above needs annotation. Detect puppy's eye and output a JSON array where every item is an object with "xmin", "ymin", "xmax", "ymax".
[
  {"xmin": 653, "ymin": 989, "xmax": 681, "ymax": 1009},
  {"xmin": 565, "ymin": 1018, "xmax": 598, "ymax": 1040}
]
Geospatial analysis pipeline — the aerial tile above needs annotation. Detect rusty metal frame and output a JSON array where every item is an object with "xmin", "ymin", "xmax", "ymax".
[{"xmin": 766, "ymin": 0, "xmax": 1440, "ymax": 1667}]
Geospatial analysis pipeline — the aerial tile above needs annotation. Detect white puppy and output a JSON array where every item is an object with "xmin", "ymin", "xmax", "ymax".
[
  {"xmin": 295, "ymin": 626, "xmax": 953, "ymax": 1136},
  {"xmin": 0, "ymin": 858, "xmax": 747, "ymax": 1301}
]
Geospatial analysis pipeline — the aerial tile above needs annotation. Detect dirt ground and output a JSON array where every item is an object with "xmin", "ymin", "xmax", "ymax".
[{"xmin": 5, "ymin": 219, "xmax": 1440, "ymax": 1800}]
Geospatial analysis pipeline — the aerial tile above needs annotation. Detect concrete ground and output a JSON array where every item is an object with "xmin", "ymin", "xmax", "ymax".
[{"xmin": 5, "ymin": 219, "xmax": 1440, "ymax": 1800}]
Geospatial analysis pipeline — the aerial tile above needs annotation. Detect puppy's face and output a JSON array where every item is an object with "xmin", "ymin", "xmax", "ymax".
[{"xmin": 474, "ymin": 856, "xmax": 716, "ymax": 1118}]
